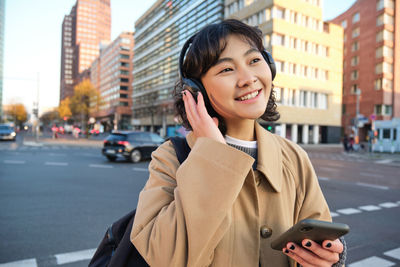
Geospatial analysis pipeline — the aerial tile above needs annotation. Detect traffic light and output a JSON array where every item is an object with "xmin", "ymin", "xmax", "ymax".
[{"xmin": 267, "ymin": 125, "xmax": 272, "ymax": 131}]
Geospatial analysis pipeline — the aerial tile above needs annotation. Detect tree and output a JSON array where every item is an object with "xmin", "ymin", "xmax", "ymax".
[
  {"xmin": 5, "ymin": 103, "xmax": 28, "ymax": 128},
  {"xmin": 40, "ymin": 110, "xmax": 59, "ymax": 128},
  {"xmin": 58, "ymin": 97, "xmax": 72, "ymax": 120},
  {"xmin": 70, "ymin": 79, "xmax": 101, "ymax": 137}
]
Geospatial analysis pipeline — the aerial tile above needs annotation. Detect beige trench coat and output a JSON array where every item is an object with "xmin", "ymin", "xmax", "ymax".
[{"xmin": 131, "ymin": 123, "xmax": 332, "ymax": 267}]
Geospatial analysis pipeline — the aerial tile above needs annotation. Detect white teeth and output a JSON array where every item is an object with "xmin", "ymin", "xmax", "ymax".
[{"xmin": 238, "ymin": 90, "xmax": 259, "ymax": 101}]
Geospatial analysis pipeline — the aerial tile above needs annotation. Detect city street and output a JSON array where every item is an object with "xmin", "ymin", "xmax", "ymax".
[{"xmin": 0, "ymin": 135, "xmax": 399, "ymax": 267}]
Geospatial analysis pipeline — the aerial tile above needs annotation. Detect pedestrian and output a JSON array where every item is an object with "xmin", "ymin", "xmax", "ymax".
[
  {"xmin": 130, "ymin": 19, "xmax": 346, "ymax": 267},
  {"xmin": 343, "ymin": 134, "xmax": 349, "ymax": 152}
]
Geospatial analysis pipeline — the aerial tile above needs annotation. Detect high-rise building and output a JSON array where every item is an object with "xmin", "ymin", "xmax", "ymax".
[
  {"xmin": 60, "ymin": 0, "xmax": 111, "ymax": 102},
  {"xmin": 226, "ymin": 0, "xmax": 344, "ymax": 143},
  {"xmin": 132, "ymin": 0, "xmax": 224, "ymax": 135},
  {"xmin": 90, "ymin": 32, "xmax": 134, "ymax": 131},
  {"xmin": 331, "ymin": 0, "xmax": 399, "ymax": 141},
  {"xmin": 0, "ymin": 0, "xmax": 5, "ymax": 121}
]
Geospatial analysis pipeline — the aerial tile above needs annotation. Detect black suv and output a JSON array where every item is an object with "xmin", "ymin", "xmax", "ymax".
[{"xmin": 102, "ymin": 131, "xmax": 164, "ymax": 163}]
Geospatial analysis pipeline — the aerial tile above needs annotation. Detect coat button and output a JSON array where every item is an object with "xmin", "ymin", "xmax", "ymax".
[{"xmin": 260, "ymin": 225, "xmax": 272, "ymax": 238}]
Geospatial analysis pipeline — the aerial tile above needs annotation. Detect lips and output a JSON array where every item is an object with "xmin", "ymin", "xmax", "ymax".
[{"xmin": 235, "ymin": 89, "xmax": 261, "ymax": 101}]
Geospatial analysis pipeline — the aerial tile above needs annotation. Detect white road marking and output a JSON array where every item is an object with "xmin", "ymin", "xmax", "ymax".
[
  {"xmin": 3, "ymin": 160, "xmax": 26, "ymax": 164},
  {"xmin": 45, "ymin": 162, "xmax": 69, "ymax": 166},
  {"xmin": 379, "ymin": 202, "xmax": 399, "ymax": 208},
  {"xmin": 375, "ymin": 159, "xmax": 393, "ymax": 164},
  {"xmin": 359, "ymin": 172, "xmax": 383, "ymax": 178},
  {"xmin": 356, "ymin": 182, "xmax": 389, "ymax": 190},
  {"xmin": 89, "ymin": 164, "xmax": 113, "ymax": 168},
  {"xmin": 384, "ymin": 247, "xmax": 400, "ymax": 260},
  {"xmin": 330, "ymin": 211, "xmax": 339, "ymax": 217},
  {"xmin": 132, "ymin": 167, "xmax": 148, "ymax": 172},
  {"xmin": 336, "ymin": 208, "xmax": 362, "ymax": 215},
  {"xmin": 358, "ymin": 205, "xmax": 381, "ymax": 211},
  {"xmin": 0, "ymin": 258, "xmax": 37, "ymax": 267},
  {"xmin": 318, "ymin": 177, "xmax": 330, "ymax": 181},
  {"xmin": 55, "ymin": 248, "xmax": 96, "ymax": 265},
  {"xmin": 48, "ymin": 153, "xmax": 66, "ymax": 156},
  {"xmin": 349, "ymin": 256, "xmax": 395, "ymax": 267}
]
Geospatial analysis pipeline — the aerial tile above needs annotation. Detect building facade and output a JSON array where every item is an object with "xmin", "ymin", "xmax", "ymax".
[
  {"xmin": 226, "ymin": 0, "xmax": 344, "ymax": 143},
  {"xmin": 60, "ymin": 0, "xmax": 111, "ymax": 102},
  {"xmin": 90, "ymin": 32, "xmax": 134, "ymax": 131},
  {"xmin": 0, "ymin": 0, "xmax": 5, "ymax": 120},
  {"xmin": 331, "ymin": 0, "xmax": 399, "ymax": 142},
  {"xmin": 132, "ymin": 0, "xmax": 224, "ymax": 136}
]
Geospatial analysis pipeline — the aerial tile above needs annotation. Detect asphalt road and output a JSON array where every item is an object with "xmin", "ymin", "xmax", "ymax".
[{"xmin": 0, "ymin": 137, "xmax": 399, "ymax": 267}]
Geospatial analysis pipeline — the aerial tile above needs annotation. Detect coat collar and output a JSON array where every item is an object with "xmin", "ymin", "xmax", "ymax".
[
  {"xmin": 254, "ymin": 122, "xmax": 282, "ymax": 192},
  {"xmin": 184, "ymin": 122, "xmax": 282, "ymax": 192}
]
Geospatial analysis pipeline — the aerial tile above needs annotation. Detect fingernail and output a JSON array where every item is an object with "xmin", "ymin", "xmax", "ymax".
[
  {"xmin": 326, "ymin": 242, "xmax": 332, "ymax": 248},
  {"xmin": 290, "ymin": 245, "xmax": 295, "ymax": 250},
  {"xmin": 305, "ymin": 241, "xmax": 311, "ymax": 247},
  {"xmin": 284, "ymin": 249, "xmax": 289, "ymax": 253}
]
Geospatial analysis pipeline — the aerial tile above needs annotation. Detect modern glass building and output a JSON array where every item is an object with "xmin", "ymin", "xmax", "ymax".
[
  {"xmin": 0, "ymin": 0, "xmax": 4, "ymax": 121},
  {"xmin": 132, "ymin": 0, "xmax": 224, "ymax": 135}
]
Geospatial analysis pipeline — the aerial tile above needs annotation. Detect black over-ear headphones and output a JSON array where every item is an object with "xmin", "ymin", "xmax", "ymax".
[{"xmin": 178, "ymin": 34, "xmax": 276, "ymax": 117}]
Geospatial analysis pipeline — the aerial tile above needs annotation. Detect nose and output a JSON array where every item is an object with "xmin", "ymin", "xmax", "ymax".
[{"xmin": 237, "ymin": 66, "xmax": 257, "ymax": 88}]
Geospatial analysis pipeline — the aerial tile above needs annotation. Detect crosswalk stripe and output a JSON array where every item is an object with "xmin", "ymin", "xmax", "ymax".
[
  {"xmin": 132, "ymin": 167, "xmax": 148, "ymax": 172},
  {"xmin": 358, "ymin": 205, "xmax": 381, "ymax": 211},
  {"xmin": 349, "ymin": 256, "xmax": 395, "ymax": 267},
  {"xmin": 336, "ymin": 208, "xmax": 362, "ymax": 215},
  {"xmin": 356, "ymin": 182, "xmax": 389, "ymax": 190},
  {"xmin": 45, "ymin": 162, "xmax": 69, "ymax": 166},
  {"xmin": 89, "ymin": 164, "xmax": 113, "ymax": 168},
  {"xmin": 0, "ymin": 258, "xmax": 37, "ymax": 267},
  {"xmin": 54, "ymin": 248, "xmax": 96, "ymax": 265},
  {"xmin": 3, "ymin": 160, "xmax": 26, "ymax": 164},
  {"xmin": 379, "ymin": 202, "xmax": 399, "ymax": 208},
  {"xmin": 330, "ymin": 211, "xmax": 339, "ymax": 217},
  {"xmin": 384, "ymin": 247, "xmax": 400, "ymax": 260}
]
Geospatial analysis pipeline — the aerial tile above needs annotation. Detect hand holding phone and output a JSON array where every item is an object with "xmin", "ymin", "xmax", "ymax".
[{"xmin": 271, "ymin": 219, "xmax": 349, "ymax": 250}]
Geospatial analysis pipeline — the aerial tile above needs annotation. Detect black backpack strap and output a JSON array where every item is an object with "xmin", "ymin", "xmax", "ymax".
[{"xmin": 168, "ymin": 136, "xmax": 191, "ymax": 164}]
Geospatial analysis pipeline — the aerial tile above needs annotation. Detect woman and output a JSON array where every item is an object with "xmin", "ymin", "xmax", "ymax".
[{"xmin": 131, "ymin": 19, "xmax": 346, "ymax": 267}]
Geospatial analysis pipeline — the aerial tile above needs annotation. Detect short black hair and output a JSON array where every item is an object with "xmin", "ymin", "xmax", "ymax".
[{"xmin": 174, "ymin": 19, "xmax": 280, "ymax": 135}]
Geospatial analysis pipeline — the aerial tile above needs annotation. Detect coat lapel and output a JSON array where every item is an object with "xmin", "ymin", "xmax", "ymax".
[{"xmin": 255, "ymin": 123, "xmax": 283, "ymax": 193}]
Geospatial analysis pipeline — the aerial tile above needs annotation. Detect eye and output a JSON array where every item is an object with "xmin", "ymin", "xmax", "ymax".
[
  {"xmin": 250, "ymin": 58, "xmax": 261, "ymax": 64},
  {"xmin": 219, "ymin": 68, "xmax": 233, "ymax": 74}
]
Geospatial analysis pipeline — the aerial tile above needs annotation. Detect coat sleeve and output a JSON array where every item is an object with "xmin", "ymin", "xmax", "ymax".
[
  {"xmin": 293, "ymin": 147, "xmax": 332, "ymax": 223},
  {"xmin": 130, "ymin": 137, "xmax": 254, "ymax": 267}
]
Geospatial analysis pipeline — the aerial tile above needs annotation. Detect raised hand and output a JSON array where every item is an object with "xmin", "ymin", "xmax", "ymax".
[{"xmin": 182, "ymin": 90, "xmax": 226, "ymax": 144}]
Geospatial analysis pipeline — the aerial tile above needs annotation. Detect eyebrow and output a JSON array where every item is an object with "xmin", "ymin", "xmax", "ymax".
[{"xmin": 215, "ymin": 48, "xmax": 259, "ymax": 66}]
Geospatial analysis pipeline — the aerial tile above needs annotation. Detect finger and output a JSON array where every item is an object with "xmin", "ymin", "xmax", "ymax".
[
  {"xmin": 196, "ymin": 91, "xmax": 209, "ymax": 118},
  {"xmin": 211, "ymin": 117, "xmax": 219, "ymax": 127},
  {"xmin": 286, "ymin": 242, "xmax": 330, "ymax": 267},
  {"xmin": 322, "ymin": 238, "xmax": 343, "ymax": 253},
  {"xmin": 182, "ymin": 91, "xmax": 197, "ymax": 128},
  {"xmin": 301, "ymin": 239, "xmax": 339, "ymax": 264},
  {"xmin": 282, "ymin": 247, "xmax": 318, "ymax": 267}
]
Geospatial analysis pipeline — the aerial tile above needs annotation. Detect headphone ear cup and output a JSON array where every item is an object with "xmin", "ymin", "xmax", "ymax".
[{"xmin": 262, "ymin": 50, "xmax": 276, "ymax": 80}]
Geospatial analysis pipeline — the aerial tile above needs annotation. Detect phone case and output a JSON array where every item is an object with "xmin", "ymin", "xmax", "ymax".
[{"xmin": 270, "ymin": 219, "xmax": 350, "ymax": 250}]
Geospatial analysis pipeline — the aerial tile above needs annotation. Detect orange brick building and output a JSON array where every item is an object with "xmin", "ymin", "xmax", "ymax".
[{"xmin": 331, "ymin": 0, "xmax": 399, "ymax": 140}]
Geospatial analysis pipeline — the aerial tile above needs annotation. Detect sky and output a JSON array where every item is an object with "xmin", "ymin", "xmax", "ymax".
[{"xmin": 2, "ymin": 0, "xmax": 356, "ymax": 115}]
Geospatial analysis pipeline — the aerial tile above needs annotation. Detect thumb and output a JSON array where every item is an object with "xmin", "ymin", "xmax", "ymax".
[{"xmin": 212, "ymin": 117, "xmax": 219, "ymax": 127}]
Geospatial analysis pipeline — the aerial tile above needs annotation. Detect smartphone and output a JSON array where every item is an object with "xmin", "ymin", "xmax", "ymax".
[{"xmin": 270, "ymin": 219, "xmax": 350, "ymax": 250}]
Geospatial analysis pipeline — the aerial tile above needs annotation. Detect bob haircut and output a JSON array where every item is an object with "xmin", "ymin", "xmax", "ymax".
[{"xmin": 174, "ymin": 19, "xmax": 280, "ymax": 135}]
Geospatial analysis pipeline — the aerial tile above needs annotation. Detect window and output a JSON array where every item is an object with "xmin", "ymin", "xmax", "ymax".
[
  {"xmin": 383, "ymin": 129, "xmax": 391, "ymax": 139},
  {"xmin": 374, "ymin": 78, "xmax": 382, "ymax": 90},
  {"xmin": 377, "ymin": 13, "xmax": 394, "ymax": 26},
  {"xmin": 341, "ymin": 20, "xmax": 347, "ymax": 29},
  {"xmin": 319, "ymin": 93, "xmax": 327, "ymax": 109},
  {"xmin": 385, "ymin": 105, "xmax": 392, "ymax": 116},
  {"xmin": 375, "ymin": 105, "xmax": 382, "ymax": 115},
  {"xmin": 264, "ymin": 35, "xmax": 271, "ymax": 47},
  {"xmin": 351, "ymin": 56, "xmax": 359, "ymax": 66},
  {"xmin": 351, "ymin": 84, "xmax": 358, "ymax": 94},
  {"xmin": 377, "ymin": 0, "xmax": 395, "ymax": 10},
  {"xmin": 352, "ymin": 27, "xmax": 360, "ymax": 38},
  {"xmin": 275, "ymin": 60, "xmax": 285, "ymax": 73},
  {"xmin": 272, "ymin": 7, "xmax": 284, "ymax": 19},
  {"xmin": 352, "ymin": 12, "xmax": 360, "ymax": 23},
  {"xmin": 351, "ymin": 70, "xmax": 359, "ymax": 80},
  {"xmin": 274, "ymin": 87, "xmax": 282, "ymax": 103},
  {"xmin": 272, "ymin": 33, "xmax": 285, "ymax": 46},
  {"xmin": 351, "ymin": 41, "xmax": 359, "ymax": 51}
]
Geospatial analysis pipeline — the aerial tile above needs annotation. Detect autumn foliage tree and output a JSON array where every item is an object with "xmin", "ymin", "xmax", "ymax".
[
  {"xmin": 58, "ymin": 97, "xmax": 72, "ymax": 120},
  {"xmin": 5, "ymin": 103, "xmax": 28, "ymax": 127},
  {"xmin": 69, "ymin": 79, "xmax": 101, "ymax": 136}
]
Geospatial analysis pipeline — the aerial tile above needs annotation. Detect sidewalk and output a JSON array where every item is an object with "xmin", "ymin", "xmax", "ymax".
[{"xmin": 23, "ymin": 136, "xmax": 103, "ymax": 148}]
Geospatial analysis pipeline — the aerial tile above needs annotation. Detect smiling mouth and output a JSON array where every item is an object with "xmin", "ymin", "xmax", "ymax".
[{"xmin": 235, "ymin": 90, "xmax": 261, "ymax": 101}]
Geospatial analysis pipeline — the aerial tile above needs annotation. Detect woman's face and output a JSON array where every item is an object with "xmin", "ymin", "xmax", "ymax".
[{"xmin": 201, "ymin": 34, "xmax": 272, "ymax": 124}]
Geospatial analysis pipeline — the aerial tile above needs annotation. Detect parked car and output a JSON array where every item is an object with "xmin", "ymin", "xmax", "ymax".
[
  {"xmin": 102, "ymin": 131, "xmax": 165, "ymax": 163},
  {"xmin": 0, "ymin": 124, "xmax": 17, "ymax": 141}
]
